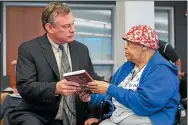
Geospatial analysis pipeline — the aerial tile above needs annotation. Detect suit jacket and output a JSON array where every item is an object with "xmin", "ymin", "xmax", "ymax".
[{"xmin": 15, "ymin": 34, "xmax": 98, "ymax": 125}]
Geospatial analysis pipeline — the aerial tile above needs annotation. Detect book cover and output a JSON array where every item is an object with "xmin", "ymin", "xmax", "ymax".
[{"xmin": 63, "ymin": 70, "xmax": 93, "ymax": 93}]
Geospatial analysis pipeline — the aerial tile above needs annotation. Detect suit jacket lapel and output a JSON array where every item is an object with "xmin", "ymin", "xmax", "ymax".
[
  {"xmin": 69, "ymin": 42, "xmax": 79, "ymax": 71},
  {"xmin": 38, "ymin": 34, "xmax": 60, "ymax": 80}
]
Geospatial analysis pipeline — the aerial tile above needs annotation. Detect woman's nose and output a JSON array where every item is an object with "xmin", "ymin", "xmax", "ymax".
[{"xmin": 124, "ymin": 43, "xmax": 127, "ymax": 50}]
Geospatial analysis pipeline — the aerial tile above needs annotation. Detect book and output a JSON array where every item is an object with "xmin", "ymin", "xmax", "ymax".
[{"xmin": 63, "ymin": 70, "xmax": 93, "ymax": 93}]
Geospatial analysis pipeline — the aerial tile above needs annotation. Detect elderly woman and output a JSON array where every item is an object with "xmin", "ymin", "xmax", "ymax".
[{"xmin": 80, "ymin": 25, "xmax": 180, "ymax": 125}]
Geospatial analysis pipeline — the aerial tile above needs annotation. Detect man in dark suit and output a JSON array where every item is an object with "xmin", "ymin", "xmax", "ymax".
[{"xmin": 8, "ymin": 2, "xmax": 99, "ymax": 125}]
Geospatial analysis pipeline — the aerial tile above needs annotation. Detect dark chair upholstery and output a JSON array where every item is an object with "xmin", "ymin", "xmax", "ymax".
[{"xmin": 179, "ymin": 73, "xmax": 187, "ymax": 100}]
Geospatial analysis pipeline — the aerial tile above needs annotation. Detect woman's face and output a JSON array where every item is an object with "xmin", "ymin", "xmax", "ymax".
[{"xmin": 124, "ymin": 41, "xmax": 143, "ymax": 62}]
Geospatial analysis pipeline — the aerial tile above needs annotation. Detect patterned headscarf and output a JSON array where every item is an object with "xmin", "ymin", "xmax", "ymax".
[{"xmin": 122, "ymin": 25, "xmax": 159, "ymax": 50}]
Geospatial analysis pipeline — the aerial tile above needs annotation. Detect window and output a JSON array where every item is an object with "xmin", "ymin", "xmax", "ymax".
[
  {"xmin": 72, "ymin": 7, "xmax": 115, "ymax": 80},
  {"xmin": 155, "ymin": 7, "xmax": 174, "ymax": 47}
]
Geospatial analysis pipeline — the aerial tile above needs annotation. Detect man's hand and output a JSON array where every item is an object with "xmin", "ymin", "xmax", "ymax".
[
  {"xmin": 78, "ymin": 92, "xmax": 91, "ymax": 102},
  {"xmin": 178, "ymin": 71, "xmax": 184, "ymax": 79},
  {"xmin": 55, "ymin": 79, "xmax": 81, "ymax": 95},
  {"xmin": 88, "ymin": 80, "xmax": 110, "ymax": 94},
  {"xmin": 84, "ymin": 118, "xmax": 99, "ymax": 125}
]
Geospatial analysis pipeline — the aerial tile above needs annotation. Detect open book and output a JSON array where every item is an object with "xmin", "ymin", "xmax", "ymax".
[{"xmin": 63, "ymin": 70, "xmax": 93, "ymax": 93}]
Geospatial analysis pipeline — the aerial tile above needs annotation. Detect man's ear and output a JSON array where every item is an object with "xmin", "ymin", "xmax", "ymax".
[{"xmin": 45, "ymin": 23, "xmax": 54, "ymax": 34}]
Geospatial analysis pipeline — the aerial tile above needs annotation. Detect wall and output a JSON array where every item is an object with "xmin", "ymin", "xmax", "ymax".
[
  {"xmin": 0, "ymin": 2, "xmax": 2, "ymax": 84},
  {"xmin": 124, "ymin": 1, "xmax": 155, "ymax": 31},
  {"xmin": 155, "ymin": 1, "xmax": 187, "ymax": 72}
]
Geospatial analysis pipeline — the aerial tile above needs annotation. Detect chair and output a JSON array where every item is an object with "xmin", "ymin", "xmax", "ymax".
[
  {"xmin": 176, "ymin": 72, "xmax": 187, "ymax": 125},
  {"xmin": 179, "ymin": 72, "xmax": 187, "ymax": 108},
  {"xmin": 0, "ymin": 95, "xmax": 22, "ymax": 125},
  {"xmin": 91, "ymin": 100, "xmax": 187, "ymax": 125},
  {"xmin": 90, "ymin": 100, "xmax": 112, "ymax": 125}
]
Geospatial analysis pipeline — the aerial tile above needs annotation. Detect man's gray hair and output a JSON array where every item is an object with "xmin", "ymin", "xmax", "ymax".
[{"xmin": 41, "ymin": 2, "xmax": 71, "ymax": 31}]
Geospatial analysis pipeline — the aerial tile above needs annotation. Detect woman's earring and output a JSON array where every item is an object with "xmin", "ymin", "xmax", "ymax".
[{"xmin": 140, "ymin": 51, "xmax": 146, "ymax": 59}]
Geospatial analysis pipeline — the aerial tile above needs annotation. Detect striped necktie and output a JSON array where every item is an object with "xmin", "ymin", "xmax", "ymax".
[
  {"xmin": 59, "ymin": 45, "xmax": 71, "ymax": 74},
  {"xmin": 59, "ymin": 45, "xmax": 76, "ymax": 125}
]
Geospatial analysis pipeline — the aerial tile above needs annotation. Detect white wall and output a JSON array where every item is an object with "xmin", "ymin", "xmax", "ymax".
[{"xmin": 124, "ymin": 1, "xmax": 155, "ymax": 33}]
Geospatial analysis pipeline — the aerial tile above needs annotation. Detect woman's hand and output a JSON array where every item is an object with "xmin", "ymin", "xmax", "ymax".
[{"xmin": 88, "ymin": 80, "xmax": 110, "ymax": 94}]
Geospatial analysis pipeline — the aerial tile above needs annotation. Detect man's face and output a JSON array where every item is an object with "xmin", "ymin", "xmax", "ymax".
[{"xmin": 51, "ymin": 12, "xmax": 75, "ymax": 44}]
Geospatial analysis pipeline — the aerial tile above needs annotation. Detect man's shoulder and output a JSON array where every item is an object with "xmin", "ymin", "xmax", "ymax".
[
  {"xmin": 71, "ymin": 40, "xmax": 88, "ymax": 50},
  {"xmin": 158, "ymin": 40, "xmax": 169, "ymax": 52},
  {"xmin": 158, "ymin": 40, "xmax": 168, "ymax": 47},
  {"xmin": 19, "ymin": 35, "xmax": 45, "ymax": 48}
]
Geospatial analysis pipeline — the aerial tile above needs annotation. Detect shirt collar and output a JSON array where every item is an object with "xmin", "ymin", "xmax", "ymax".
[{"xmin": 47, "ymin": 34, "xmax": 68, "ymax": 52}]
